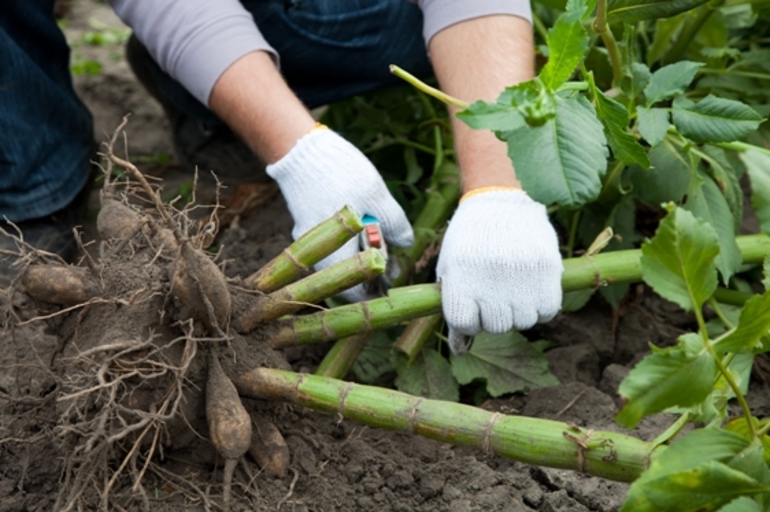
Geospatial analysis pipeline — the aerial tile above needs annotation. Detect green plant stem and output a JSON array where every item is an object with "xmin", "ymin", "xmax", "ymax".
[
  {"xmin": 390, "ymin": 65, "xmax": 469, "ymax": 110},
  {"xmin": 712, "ymin": 288, "xmax": 753, "ymax": 307},
  {"xmin": 663, "ymin": 1, "xmax": 723, "ymax": 64},
  {"xmin": 235, "ymin": 368, "xmax": 655, "ymax": 483},
  {"xmin": 245, "ymin": 206, "xmax": 363, "ymax": 293},
  {"xmin": 269, "ymin": 284, "xmax": 443, "ymax": 348},
  {"xmin": 315, "ymin": 332, "xmax": 373, "ymax": 379},
  {"xmin": 558, "ymin": 81, "xmax": 590, "ymax": 92},
  {"xmin": 271, "ymin": 235, "xmax": 770, "ymax": 348},
  {"xmin": 708, "ymin": 297, "xmax": 737, "ymax": 328},
  {"xmin": 694, "ymin": 301, "xmax": 757, "ymax": 439},
  {"xmin": 235, "ymin": 248, "xmax": 385, "ymax": 333},
  {"xmin": 593, "ymin": 0, "xmax": 624, "ymax": 88},
  {"xmin": 650, "ymin": 412, "xmax": 691, "ymax": 448},
  {"xmin": 394, "ymin": 314, "xmax": 442, "ymax": 364},
  {"xmin": 716, "ymin": 140, "xmax": 770, "ymax": 158},
  {"xmin": 532, "ymin": 11, "xmax": 549, "ymax": 42},
  {"xmin": 363, "ymin": 137, "xmax": 437, "ymax": 156},
  {"xmin": 757, "ymin": 420, "xmax": 770, "ymax": 437},
  {"xmin": 390, "ymin": 176, "xmax": 461, "ymax": 287}
]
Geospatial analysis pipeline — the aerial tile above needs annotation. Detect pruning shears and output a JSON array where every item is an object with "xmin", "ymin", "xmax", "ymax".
[{"xmin": 359, "ymin": 215, "xmax": 392, "ymax": 296}]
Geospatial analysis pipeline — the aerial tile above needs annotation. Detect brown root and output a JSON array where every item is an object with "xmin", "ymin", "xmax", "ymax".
[
  {"xmin": 206, "ymin": 349, "xmax": 252, "ymax": 506},
  {"xmin": 22, "ymin": 265, "xmax": 99, "ymax": 306},
  {"xmin": 248, "ymin": 414, "xmax": 290, "ymax": 478},
  {"xmin": 172, "ymin": 243, "xmax": 231, "ymax": 333}
]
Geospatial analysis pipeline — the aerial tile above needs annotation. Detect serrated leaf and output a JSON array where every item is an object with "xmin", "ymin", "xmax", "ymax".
[
  {"xmin": 608, "ymin": 0, "xmax": 710, "ymax": 24},
  {"xmin": 540, "ymin": 9, "xmax": 589, "ymax": 90},
  {"xmin": 637, "ymin": 106, "xmax": 670, "ymax": 147},
  {"xmin": 647, "ymin": 15, "xmax": 687, "ymax": 65},
  {"xmin": 592, "ymin": 86, "xmax": 650, "ymax": 167},
  {"xmin": 725, "ymin": 417, "xmax": 770, "ymax": 465},
  {"xmin": 701, "ymin": 146, "xmax": 743, "ymax": 232},
  {"xmin": 616, "ymin": 334, "xmax": 716, "ymax": 428},
  {"xmin": 644, "ymin": 61, "xmax": 704, "ymax": 106},
  {"xmin": 457, "ymin": 100, "xmax": 525, "ymax": 132},
  {"xmin": 508, "ymin": 95, "xmax": 609, "ymax": 207},
  {"xmin": 630, "ymin": 140, "xmax": 693, "ymax": 206},
  {"xmin": 351, "ymin": 331, "xmax": 394, "ymax": 383},
  {"xmin": 683, "ymin": 174, "xmax": 742, "ymax": 284},
  {"xmin": 450, "ymin": 331, "xmax": 558, "ymax": 397},
  {"xmin": 497, "ymin": 80, "xmax": 557, "ymax": 127},
  {"xmin": 394, "ymin": 348, "xmax": 459, "ymax": 402},
  {"xmin": 739, "ymin": 147, "xmax": 770, "ymax": 235},
  {"xmin": 718, "ymin": 497, "xmax": 764, "ymax": 512},
  {"xmin": 622, "ymin": 428, "xmax": 770, "ymax": 512},
  {"xmin": 672, "ymin": 95, "xmax": 764, "ymax": 144},
  {"xmin": 640, "ymin": 206, "xmax": 720, "ymax": 311},
  {"xmin": 715, "ymin": 292, "xmax": 770, "ymax": 353}
]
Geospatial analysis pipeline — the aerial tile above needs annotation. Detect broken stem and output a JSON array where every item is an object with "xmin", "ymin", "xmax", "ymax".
[
  {"xmin": 235, "ymin": 248, "xmax": 386, "ymax": 332},
  {"xmin": 245, "ymin": 205, "xmax": 363, "ymax": 293}
]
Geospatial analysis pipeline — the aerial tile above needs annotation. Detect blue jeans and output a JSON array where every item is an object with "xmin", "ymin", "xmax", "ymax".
[
  {"xmin": 0, "ymin": 0, "xmax": 432, "ymax": 220},
  {"xmin": 0, "ymin": 1, "xmax": 93, "ymax": 221}
]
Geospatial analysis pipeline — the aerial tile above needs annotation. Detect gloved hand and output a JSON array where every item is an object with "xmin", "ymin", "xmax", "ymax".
[
  {"xmin": 266, "ymin": 126, "xmax": 413, "ymax": 301},
  {"xmin": 436, "ymin": 187, "xmax": 563, "ymax": 354}
]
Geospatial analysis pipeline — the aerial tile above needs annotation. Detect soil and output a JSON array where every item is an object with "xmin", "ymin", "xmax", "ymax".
[{"xmin": 0, "ymin": 2, "xmax": 765, "ymax": 511}]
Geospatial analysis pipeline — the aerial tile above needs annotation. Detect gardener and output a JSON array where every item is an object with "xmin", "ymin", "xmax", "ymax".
[{"xmin": 0, "ymin": 1, "xmax": 563, "ymax": 353}]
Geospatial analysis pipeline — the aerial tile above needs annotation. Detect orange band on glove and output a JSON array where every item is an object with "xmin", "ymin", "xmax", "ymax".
[
  {"xmin": 311, "ymin": 122, "xmax": 329, "ymax": 132},
  {"xmin": 460, "ymin": 186, "xmax": 522, "ymax": 204}
]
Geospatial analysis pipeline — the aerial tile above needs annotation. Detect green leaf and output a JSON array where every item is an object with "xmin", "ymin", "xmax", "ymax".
[
  {"xmin": 764, "ymin": 257, "xmax": 770, "ymax": 292},
  {"xmin": 394, "ymin": 348, "xmax": 459, "ymax": 402},
  {"xmin": 622, "ymin": 428, "xmax": 770, "ymax": 512},
  {"xmin": 637, "ymin": 107, "xmax": 670, "ymax": 147},
  {"xmin": 640, "ymin": 206, "xmax": 720, "ymax": 311},
  {"xmin": 616, "ymin": 334, "xmax": 716, "ymax": 428},
  {"xmin": 718, "ymin": 497, "xmax": 763, "ymax": 512},
  {"xmin": 701, "ymin": 146, "xmax": 743, "ymax": 232},
  {"xmin": 457, "ymin": 101, "xmax": 525, "ymax": 132},
  {"xmin": 591, "ymin": 84, "xmax": 650, "ymax": 167},
  {"xmin": 630, "ymin": 140, "xmax": 692, "ymax": 206},
  {"xmin": 715, "ymin": 292, "xmax": 770, "ymax": 353},
  {"xmin": 497, "ymin": 80, "xmax": 557, "ymax": 127},
  {"xmin": 562, "ymin": 288, "xmax": 594, "ymax": 313},
  {"xmin": 644, "ymin": 61, "xmax": 703, "ymax": 106},
  {"xmin": 608, "ymin": 0, "xmax": 710, "ymax": 24},
  {"xmin": 647, "ymin": 15, "xmax": 687, "ymax": 65},
  {"xmin": 540, "ymin": 9, "xmax": 589, "ymax": 90},
  {"xmin": 724, "ymin": 417, "xmax": 770, "ymax": 465},
  {"xmin": 672, "ymin": 95, "xmax": 764, "ymax": 144},
  {"xmin": 450, "ymin": 331, "xmax": 558, "ymax": 397},
  {"xmin": 739, "ymin": 147, "xmax": 770, "ymax": 235},
  {"xmin": 683, "ymin": 174, "xmax": 742, "ymax": 284},
  {"xmin": 351, "ymin": 331, "xmax": 394, "ymax": 383},
  {"xmin": 508, "ymin": 95, "xmax": 609, "ymax": 207}
]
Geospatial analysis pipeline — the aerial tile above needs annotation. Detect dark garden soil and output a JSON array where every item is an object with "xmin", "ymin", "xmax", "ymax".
[{"xmin": 1, "ymin": 2, "xmax": 766, "ymax": 511}]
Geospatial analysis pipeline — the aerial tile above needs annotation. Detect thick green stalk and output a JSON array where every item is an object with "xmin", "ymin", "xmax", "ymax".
[
  {"xmin": 235, "ymin": 368, "xmax": 656, "ymax": 483},
  {"xmin": 395, "ymin": 314, "xmax": 442, "ymax": 364},
  {"xmin": 245, "ymin": 206, "xmax": 363, "ymax": 293},
  {"xmin": 315, "ymin": 332, "xmax": 373, "ymax": 378},
  {"xmin": 593, "ymin": 0, "xmax": 624, "ymax": 88},
  {"xmin": 235, "ymin": 248, "xmax": 385, "ymax": 333},
  {"xmin": 390, "ymin": 178, "xmax": 461, "ymax": 287},
  {"xmin": 269, "ymin": 284, "xmax": 443, "ymax": 348},
  {"xmin": 270, "ymin": 235, "xmax": 770, "ymax": 348}
]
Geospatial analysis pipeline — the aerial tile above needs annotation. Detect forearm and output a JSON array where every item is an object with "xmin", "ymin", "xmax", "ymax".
[
  {"xmin": 428, "ymin": 15, "xmax": 534, "ymax": 192},
  {"xmin": 209, "ymin": 51, "xmax": 316, "ymax": 165}
]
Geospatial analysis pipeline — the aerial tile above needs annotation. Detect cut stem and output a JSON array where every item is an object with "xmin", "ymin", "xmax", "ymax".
[
  {"xmin": 235, "ymin": 369, "xmax": 656, "ymax": 483},
  {"xmin": 315, "ymin": 332, "xmax": 373, "ymax": 379},
  {"xmin": 390, "ymin": 65, "xmax": 469, "ymax": 110},
  {"xmin": 235, "ymin": 248, "xmax": 386, "ymax": 333},
  {"xmin": 245, "ymin": 206, "xmax": 363, "ymax": 293},
  {"xmin": 269, "ymin": 284, "xmax": 443, "ymax": 348},
  {"xmin": 394, "ymin": 314, "xmax": 442, "ymax": 364},
  {"xmin": 270, "ymin": 235, "xmax": 770, "ymax": 348}
]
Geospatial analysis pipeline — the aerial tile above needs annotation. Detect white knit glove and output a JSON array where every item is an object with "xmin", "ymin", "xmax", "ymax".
[
  {"xmin": 437, "ymin": 188, "xmax": 563, "ymax": 354},
  {"xmin": 266, "ymin": 127, "xmax": 414, "ymax": 301}
]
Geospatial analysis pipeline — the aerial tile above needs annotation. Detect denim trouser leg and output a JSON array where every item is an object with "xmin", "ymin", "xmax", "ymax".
[
  {"xmin": 0, "ymin": 1, "xmax": 93, "ymax": 222},
  {"xmin": 136, "ymin": 0, "xmax": 433, "ymax": 133}
]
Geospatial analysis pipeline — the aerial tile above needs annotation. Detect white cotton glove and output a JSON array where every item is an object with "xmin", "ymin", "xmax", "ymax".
[
  {"xmin": 436, "ymin": 188, "xmax": 563, "ymax": 354},
  {"xmin": 266, "ymin": 127, "xmax": 413, "ymax": 301}
]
